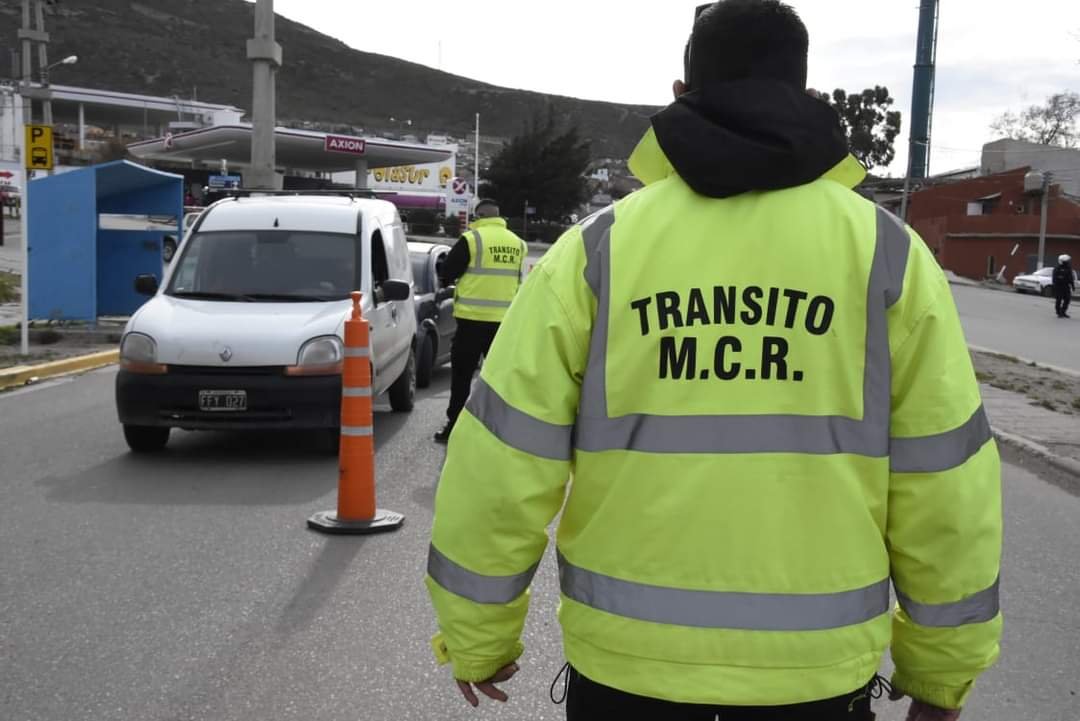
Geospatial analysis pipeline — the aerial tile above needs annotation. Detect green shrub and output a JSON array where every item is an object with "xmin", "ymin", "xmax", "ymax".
[{"xmin": 0, "ymin": 273, "xmax": 18, "ymax": 303}]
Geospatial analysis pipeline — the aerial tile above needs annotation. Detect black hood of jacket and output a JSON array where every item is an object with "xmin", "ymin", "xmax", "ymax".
[{"xmin": 651, "ymin": 79, "xmax": 852, "ymax": 198}]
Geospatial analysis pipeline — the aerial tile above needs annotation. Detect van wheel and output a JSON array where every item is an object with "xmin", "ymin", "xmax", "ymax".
[
  {"xmin": 163, "ymin": 237, "xmax": 177, "ymax": 263},
  {"xmin": 416, "ymin": 333, "xmax": 435, "ymax": 389},
  {"xmin": 389, "ymin": 349, "xmax": 416, "ymax": 412},
  {"xmin": 123, "ymin": 425, "xmax": 170, "ymax": 452}
]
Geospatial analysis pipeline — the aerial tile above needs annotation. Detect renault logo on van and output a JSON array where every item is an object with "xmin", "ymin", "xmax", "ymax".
[{"xmin": 219, "ymin": 346, "xmax": 233, "ymax": 362}]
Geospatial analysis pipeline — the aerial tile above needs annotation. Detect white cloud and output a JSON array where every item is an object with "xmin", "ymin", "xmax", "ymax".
[{"xmin": 265, "ymin": 0, "xmax": 1080, "ymax": 175}]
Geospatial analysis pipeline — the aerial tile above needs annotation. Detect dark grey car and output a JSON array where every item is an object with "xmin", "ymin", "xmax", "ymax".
[{"xmin": 408, "ymin": 240, "xmax": 456, "ymax": 388}]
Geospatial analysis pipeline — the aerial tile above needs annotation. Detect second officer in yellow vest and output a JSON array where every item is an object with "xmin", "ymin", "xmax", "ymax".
[{"xmin": 434, "ymin": 199, "xmax": 527, "ymax": 443}]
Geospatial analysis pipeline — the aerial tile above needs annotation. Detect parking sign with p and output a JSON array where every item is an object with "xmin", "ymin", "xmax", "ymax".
[{"xmin": 25, "ymin": 124, "xmax": 54, "ymax": 171}]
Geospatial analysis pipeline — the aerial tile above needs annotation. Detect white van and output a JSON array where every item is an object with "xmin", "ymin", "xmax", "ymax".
[{"xmin": 115, "ymin": 193, "xmax": 418, "ymax": 452}]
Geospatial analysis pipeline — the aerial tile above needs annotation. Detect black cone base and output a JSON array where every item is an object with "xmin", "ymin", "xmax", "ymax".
[{"xmin": 307, "ymin": 509, "xmax": 405, "ymax": 535}]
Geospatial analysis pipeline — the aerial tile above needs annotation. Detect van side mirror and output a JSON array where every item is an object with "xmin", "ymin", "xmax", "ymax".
[
  {"xmin": 377, "ymin": 279, "xmax": 411, "ymax": 303},
  {"xmin": 134, "ymin": 274, "xmax": 159, "ymax": 296}
]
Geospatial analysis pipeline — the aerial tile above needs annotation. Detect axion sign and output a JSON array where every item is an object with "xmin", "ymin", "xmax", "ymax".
[{"xmin": 324, "ymin": 134, "xmax": 367, "ymax": 156}]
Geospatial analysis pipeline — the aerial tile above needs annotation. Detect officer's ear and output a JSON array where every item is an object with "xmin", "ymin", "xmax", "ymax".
[{"xmin": 673, "ymin": 79, "xmax": 688, "ymax": 99}]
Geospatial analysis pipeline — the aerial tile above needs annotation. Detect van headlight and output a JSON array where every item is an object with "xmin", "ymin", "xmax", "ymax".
[
  {"xmin": 120, "ymin": 333, "xmax": 167, "ymax": 374},
  {"xmin": 286, "ymin": 336, "xmax": 344, "ymax": 376}
]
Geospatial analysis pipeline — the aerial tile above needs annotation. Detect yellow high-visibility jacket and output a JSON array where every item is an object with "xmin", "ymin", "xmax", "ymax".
[
  {"xmin": 427, "ymin": 126, "xmax": 1001, "ymax": 710},
  {"xmin": 453, "ymin": 217, "xmax": 527, "ymax": 323}
]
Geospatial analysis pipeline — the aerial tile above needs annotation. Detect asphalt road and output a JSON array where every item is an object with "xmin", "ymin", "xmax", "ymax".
[
  {"xmin": 952, "ymin": 284, "xmax": 1080, "ymax": 373},
  {"xmin": 2, "ymin": 364, "xmax": 1079, "ymax": 721}
]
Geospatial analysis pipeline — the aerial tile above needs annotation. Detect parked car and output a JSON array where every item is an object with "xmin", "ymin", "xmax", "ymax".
[
  {"xmin": 1013, "ymin": 267, "xmax": 1080, "ymax": 297},
  {"xmin": 116, "ymin": 193, "xmax": 418, "ymax": 452},
  {"xmin": 408, "ymin": 240, "xmax": 456, "ymax": 387}
]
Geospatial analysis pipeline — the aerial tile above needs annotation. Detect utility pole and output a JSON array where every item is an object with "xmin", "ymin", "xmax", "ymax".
[
  {"xmin": 19, "ymin": 0, "xmax": 34, "ymax": 126},
  {"xmin": 474, "ymin": 113, "xmax": 480, "ymax": 200},
  {"xmin": 247, "ymin": 0, "xmax": 282, "ymax": 189},
  {"xmin": 1037, "ymin": 172, "xmax": 1052, "ymax": 271},
  {"xmin": 17, "ymin": 0, "xmax": 36, "ymax": 357},
  {"xmin": 899, "ymin": 0, "xmax": 939, "ymax": 221},
  {"xmin": 34, "ymin": 0, "xmax": 51, "ymax": 126},
  {"xmin": 16, "ymin": 94, "xmax": 28, "ymax": 356}
]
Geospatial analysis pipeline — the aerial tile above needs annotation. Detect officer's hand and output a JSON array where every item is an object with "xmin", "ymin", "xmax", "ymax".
[
  {"xmin": 889, "ymin": 686, "xmax": 962, "ymax": 720},
  {"xmin": 455, "ymin": 662, "xmax": 520, "ymax": 707}
]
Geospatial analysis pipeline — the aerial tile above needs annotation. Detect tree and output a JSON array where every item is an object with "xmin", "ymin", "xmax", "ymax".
[
  {"xmin": 991, "ymin": 92, "xmax": 1080, "ymax": 148},
  {"xmin": 483, "ymin": 108, "xmax": 591, "ymax": 223},
  {"xmin": 827, "ymin": 86, "xmax": 902, "ymax": 171},
  {"xmin": 92, "ymin": 138, "xmax": 132, "ymax": 164}
]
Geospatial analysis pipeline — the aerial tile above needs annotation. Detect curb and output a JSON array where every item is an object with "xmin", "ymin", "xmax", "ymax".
[
  {"xmin": 990, "ymin": 426, "xmax": 1080, "ymax": 479},
  {"xmin": 968, "ymin": 344, "xmax": 1080, "ymax": 379},
  {"xmin": 0, "ymin": 349, "xmax": 119, "ymax": 391}
]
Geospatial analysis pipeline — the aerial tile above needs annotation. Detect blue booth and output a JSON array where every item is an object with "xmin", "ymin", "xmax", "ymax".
[{"xmin": 28, "ymin": 161, "xmax": 182, "ymax": 321}]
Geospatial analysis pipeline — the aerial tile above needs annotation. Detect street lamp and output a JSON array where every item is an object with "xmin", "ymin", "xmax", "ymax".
[{"xmin": 41, "ymin": 54, "xmax": 77, "ymax": 86}]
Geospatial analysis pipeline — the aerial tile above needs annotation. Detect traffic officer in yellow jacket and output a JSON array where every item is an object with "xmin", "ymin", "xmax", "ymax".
[
  {"xmin": 434, "ymin": 199, "xmax": 527, "ymax": 443},
  {"xmin": 426, "ymin": 1, "xmax": 1002, "ymax": 718}
]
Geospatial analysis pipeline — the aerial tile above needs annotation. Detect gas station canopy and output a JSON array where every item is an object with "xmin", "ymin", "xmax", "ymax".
[{"xmin": 127, "ymin": 125, "xmax": 453, "ymax": 172}]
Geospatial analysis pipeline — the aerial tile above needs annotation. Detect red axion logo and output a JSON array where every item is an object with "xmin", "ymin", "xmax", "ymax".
[{"xmin": 324, "ymin": 135, "xmax": 367, "ymax": 156}]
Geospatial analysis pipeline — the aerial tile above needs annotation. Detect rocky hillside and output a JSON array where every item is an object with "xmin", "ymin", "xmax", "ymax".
[{"xmin": 0, "ymin": 0, "xmax": 656, "ymax": 159}]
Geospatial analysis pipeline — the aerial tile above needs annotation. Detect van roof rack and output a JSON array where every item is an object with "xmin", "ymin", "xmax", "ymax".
[{"xmin": 219, "ymin": 188, "xmax": 389, "ymax": 199}]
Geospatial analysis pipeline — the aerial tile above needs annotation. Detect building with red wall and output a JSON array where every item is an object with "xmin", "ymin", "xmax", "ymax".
[{"xmin": 906, "ymin": 167, "xmax": 1080, "ymax": 282}]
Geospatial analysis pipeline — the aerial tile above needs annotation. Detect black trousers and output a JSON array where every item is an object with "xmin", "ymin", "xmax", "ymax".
[
  {"xmin": 446, "ymin": 318, "xmax": 500, "ymax": 424},
  {"xmin": 1055, "ymin": 287, "xmax": 1072, "ymax": 316},
  {"xmin": 565, "ymin": 667, "xmax": 875, "ymax": 721}
]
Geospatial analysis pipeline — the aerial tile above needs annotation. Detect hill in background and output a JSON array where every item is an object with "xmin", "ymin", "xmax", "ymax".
[{"xmin": 0, "ymin": 0, "xmax": 657, "ymax": 161}]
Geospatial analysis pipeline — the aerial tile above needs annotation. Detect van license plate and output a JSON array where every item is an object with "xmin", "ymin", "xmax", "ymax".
[{"xmin": 199, "ymin": 390, "xmax": 248, "ymax": 412}]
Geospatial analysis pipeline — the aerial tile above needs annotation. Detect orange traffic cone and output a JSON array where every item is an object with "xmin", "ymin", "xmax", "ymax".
[{"xmin": 308, "ymin": 291, "xmax": 404, "ymax": 535}]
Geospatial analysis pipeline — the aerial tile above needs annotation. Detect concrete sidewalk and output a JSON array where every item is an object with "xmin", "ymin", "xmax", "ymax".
[{"xmin": 981, "ymin": 384, "xmax": 1080, "ymax": 477}]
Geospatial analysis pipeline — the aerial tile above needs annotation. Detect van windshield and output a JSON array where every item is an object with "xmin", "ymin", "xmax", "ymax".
[{"xmin": 167, "ymin": 230, "xmax": 361, "ymax": 302}]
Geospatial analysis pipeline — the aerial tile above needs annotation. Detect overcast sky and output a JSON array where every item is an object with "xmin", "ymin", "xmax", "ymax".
[{"xmin": 264, "ymin": 0, "xmax": 1080, "ymax": 176}]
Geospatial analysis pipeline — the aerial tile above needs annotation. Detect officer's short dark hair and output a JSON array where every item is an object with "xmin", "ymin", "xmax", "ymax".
[
  {"xmin": 475, "ymin": 198, "xmax": 500, "ymax": 217},
  {"xmin": 684, "ymin": 0, "xmax": 809, "ymax": 90}
]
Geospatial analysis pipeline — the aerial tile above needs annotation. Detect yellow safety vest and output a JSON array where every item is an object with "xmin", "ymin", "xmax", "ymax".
[
  {"xmin": 427, "ymin": 129, "xmax": 1002, "ymax": 710},
  {"xmin": 453, "ymin": 217, "xmax": 526, "ymax": 322}
]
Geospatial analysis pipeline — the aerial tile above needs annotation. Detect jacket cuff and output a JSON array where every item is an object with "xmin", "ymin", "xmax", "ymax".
[
  {"xmin": 450, "ymin": 640, "xmax": 525, "ymax": 683},
  {"xmin": 891, "ymin": 671, "xmax": 974, "ymax": 710}
]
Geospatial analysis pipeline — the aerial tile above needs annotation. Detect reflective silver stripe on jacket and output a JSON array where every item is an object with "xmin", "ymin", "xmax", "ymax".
[
  {"xmin": 455, "ymin": 297, "xmax": 513, "ymax": 308},
  {"xmin": 472, "ymin": 230, "xmax": 484, "ymax": 269},
  {"xmin": 468, "ymin": 267, "xmax": 521, "ymax": 277},
  {"xmin": 574, "ymin": 205, "xmax": 911, "ymax": 456},
  {"xmin": 559, "ymin": 552, "xmax": 891, "ymax": 630},
  {"xmin": 890, "ymin": 405, "xmax": 993, "ymax": 473},
  {"xmin": 466, "ymin": 377, "xmax": 573, "ymax": 461},
  {"xmin": 895, "ymin": 577, "xmax": 1000, "ymax": 627},
  {"xmin": 428, "ymin": 543, "xmax": 539, "ymax": 604}
]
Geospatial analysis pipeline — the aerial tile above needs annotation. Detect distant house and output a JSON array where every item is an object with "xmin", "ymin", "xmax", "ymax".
[
  {"xmin": 907, "ymin": 166, "xmax": 1080, "ymax": 281},
  {"xmin": 981, "ymin": 139, "xmax": 1080, "ymax": 197}
]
